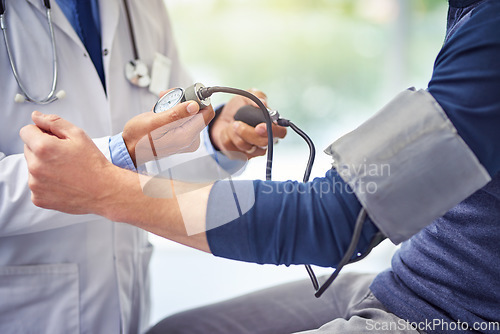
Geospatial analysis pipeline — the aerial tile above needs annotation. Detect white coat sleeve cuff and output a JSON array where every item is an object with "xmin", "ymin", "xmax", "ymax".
[{"xmin": 92, "ymin": 136, "xmax": 112, "ymax": 162}]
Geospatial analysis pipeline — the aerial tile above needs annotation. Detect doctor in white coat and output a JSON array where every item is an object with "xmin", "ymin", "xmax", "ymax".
[{"xmin": 0, "ymin": 0, "xmax": 282, "ymax": 333}]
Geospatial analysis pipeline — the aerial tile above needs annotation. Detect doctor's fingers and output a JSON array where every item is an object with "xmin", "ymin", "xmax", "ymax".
[
  {"xmin": 222, "ymin": 91, "xmax": 268, "ymax": 119},
  {"xmin": 233, "ymin": 89, "xmax": 268, "ymax": 108},
  {"xmin": 155, "ymin": 134, "xmax": 202, "ymax": 156},
  {"xmin": 31, "ymin": 111, "xmax": 84, "ymax": 139},
  {"xmin": 23, "ymin": 144, "xmax": 53, "ymax": 185},
  {"xmin": 246, "ymin": 89, "xmax": 268, "ymax": 108},
  {"xmin": 20, "ymin": 124, "xmax": 63, "ymax": 159},
  {"xmin": 232, "ymin": 122, "xmax": 286, "ymax": 148},
  {"xmin": 151, "ymin": 113, "xmax": 206, "ymax": 145},
  {"xmin": 150, "ymin": 102, "xmax": 214, "ymax": 131},
  {"xmin": 256, "ymin": 123, "xmax": 287, "ymax": 140},
  {"xmin": 225, "ymin": 124, "xmax": 266, "ymax": 158},
  {"xmin": 27, "ymin": 169, "xmax": 52, "ymax": 210}
]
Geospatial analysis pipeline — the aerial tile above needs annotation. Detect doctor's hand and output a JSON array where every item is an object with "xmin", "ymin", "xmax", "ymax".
[
  {"xmin": 123, "ymin": 90, "xmax": 215, "ymax": 166},
  {"xmin": 209, "ymin": 89, "xmax": 287, "ymax": 160},
  {"xmin": 20, "ymin": 111, "xmax": 122, "ymax": 215},
  {"xmin": 20, "ymin": 111, "xmax": 214, "ymax": 252}
]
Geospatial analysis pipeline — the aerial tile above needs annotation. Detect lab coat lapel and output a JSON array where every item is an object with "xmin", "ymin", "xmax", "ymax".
[
  {"xmin": 99, "ymin": 0, "xmax": 121, "ymax": 82},
  {"xmin": 25, "ymin": 0, "xmax": 86, "ymax": 51}
]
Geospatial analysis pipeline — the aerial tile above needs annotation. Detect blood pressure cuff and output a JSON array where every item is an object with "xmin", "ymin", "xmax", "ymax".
[{"xmin": 324, "ymin": 88, "xmax": 491, "ymax": 244}]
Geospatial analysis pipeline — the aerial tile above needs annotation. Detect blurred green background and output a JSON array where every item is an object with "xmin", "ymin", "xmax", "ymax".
[
  {"xmin": 149, "ymin": 0, "xmax": 450, "ymax": 325},
  {"xmin": 165, "ymin": 0, "xmax": 448, "ymax": 149}
]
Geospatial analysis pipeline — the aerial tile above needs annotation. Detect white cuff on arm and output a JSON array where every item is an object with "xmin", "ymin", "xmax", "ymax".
[
  {"xmin": 92, "ymin": 136, "xmax": 112, "ymax": 161},
  {"xmin": 325, "ymin": 88, "xmax": 491, "ymax": 244}
]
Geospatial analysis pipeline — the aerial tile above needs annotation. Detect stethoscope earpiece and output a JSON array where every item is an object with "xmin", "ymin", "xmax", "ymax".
[
  {"xmin": 14, "ymin": 94, "xmax": 26, "ymax": 104},
  {"xmin": 14, "ymin": 90, "xmax": 66, "ymax": 104},
  {"xmin": 55, "ymin": 90, "xmax": 66, "ymax": 100}
]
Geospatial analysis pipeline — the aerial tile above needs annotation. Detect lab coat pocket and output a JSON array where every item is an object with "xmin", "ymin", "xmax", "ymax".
[{"xmin": 0, "ymin": 263, "xmax": 79, "ymax": 334}]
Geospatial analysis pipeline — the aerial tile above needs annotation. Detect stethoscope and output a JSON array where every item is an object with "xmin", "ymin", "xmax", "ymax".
[
  {"xmin": 122, "ymin": 0, "xmax": 151, "ymax": 88},
  {"xmin": 0, "ymin": 0, "xmax": 65, "ymax": 104},
  {"xmin": 0, "ymin": 0, "xmax": 150, "ymax": 105}
]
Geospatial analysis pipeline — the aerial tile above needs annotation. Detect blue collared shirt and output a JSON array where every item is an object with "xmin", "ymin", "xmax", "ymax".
[
  {"xmin": 55, "ymin": 0, "xmax": 101, "ymax": 39},
  {"xmin": 55, "ymin": 0, "xmax": 105, "ymax": 87}
]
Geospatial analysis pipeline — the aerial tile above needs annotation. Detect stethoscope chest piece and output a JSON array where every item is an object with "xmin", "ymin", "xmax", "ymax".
[{"xmin": 125, "ymin": 59, "xmax": 151, "ymax": 88}]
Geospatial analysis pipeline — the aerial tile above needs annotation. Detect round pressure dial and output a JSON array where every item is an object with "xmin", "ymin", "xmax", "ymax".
[{"xmin": 153, "ymin": 88, "xmax": 185, "ymax": 113}]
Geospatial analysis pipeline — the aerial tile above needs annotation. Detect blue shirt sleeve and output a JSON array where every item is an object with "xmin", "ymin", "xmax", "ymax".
[
  {"xmin": 206, "ymin": 169, "xmax": 379, "ymax": 267},
  {"xmin": 109, "ymin": 128, "xmax": 246, "ymax": 173},
  {"xmin": 109, "ymin": 133, "xmax": 137, "ymax": 171},
  {"xmin": 428, "ymin": 1, "xmax": 500, "ymax": 176}
]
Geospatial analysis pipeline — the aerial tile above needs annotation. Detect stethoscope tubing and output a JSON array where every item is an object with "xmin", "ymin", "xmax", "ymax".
[
  {"xmin": 123, "ymin": 0, "xmax": 139, "ymax": 60},
  {"xmin": 2, "ymin": 0, "xmax": 148, "ymax": 104},
  {"xmin": 1, "ymin": 1, "xmax": 60, "ymax": 104}
]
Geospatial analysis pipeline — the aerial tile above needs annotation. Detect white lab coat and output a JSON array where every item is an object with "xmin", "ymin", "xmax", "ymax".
[{"xmin": 0, "ymin": 0, "xmax": 198, "ymax": 333}]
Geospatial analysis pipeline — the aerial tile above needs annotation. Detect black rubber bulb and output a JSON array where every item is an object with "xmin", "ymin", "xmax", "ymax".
[{"xmin": 234, "ymin": 105, "xmax": 266, "ymax": 127}]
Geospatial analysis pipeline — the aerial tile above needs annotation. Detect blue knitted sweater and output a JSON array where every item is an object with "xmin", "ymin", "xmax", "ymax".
[{"xmin": 371, "ymin": 1, "xmax": 500, "ymax": 333}]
